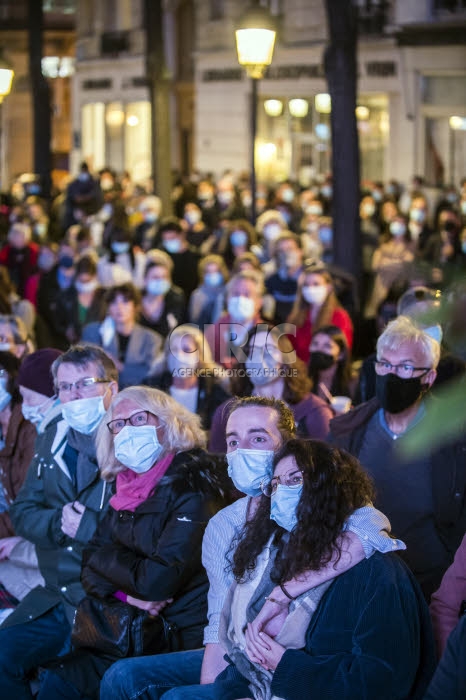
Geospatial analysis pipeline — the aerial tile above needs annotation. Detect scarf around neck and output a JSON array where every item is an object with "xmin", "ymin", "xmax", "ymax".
[{"xmin": 110, "ymin": 452, "xmax": 174, "ymax": 512}]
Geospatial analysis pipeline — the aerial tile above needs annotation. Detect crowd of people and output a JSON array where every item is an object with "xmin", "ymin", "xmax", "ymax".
[{"xmin": 0, "ymin": 164, "xmax": 465, "ymax": 699}]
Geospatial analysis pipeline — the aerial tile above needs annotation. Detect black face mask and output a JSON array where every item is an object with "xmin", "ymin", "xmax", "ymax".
[
  {"xmin": 375, "ymin": 373, "xmax": 427, "ymax": 414},
  {"xmin": 309, "ymin": 351, "xmax": 335, "ymax": 372}
]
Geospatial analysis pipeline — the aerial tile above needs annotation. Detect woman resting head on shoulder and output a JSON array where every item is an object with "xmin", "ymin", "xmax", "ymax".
[{"xmin": 213, "ymin": 438, "xmax": 430, "ymax": 700}]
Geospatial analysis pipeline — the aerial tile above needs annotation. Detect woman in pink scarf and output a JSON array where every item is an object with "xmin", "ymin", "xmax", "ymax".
[{"xmin": 40, "ymin": 386, "xmax": 229, "ymax": 700}]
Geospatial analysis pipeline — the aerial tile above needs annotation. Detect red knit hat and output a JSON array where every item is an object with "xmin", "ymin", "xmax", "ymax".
[{"xmin": 17, "ymin": 348, "xmax": 63, "ymax": 397}]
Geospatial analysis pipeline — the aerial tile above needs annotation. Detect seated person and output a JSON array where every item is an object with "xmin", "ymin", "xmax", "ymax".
[
  {"xmin": 55, "ymin": 255, "xmax": 107, "ymax": 345},
  {"xmin": 288, "ymin": 261, "xmax": 353, "ymax": 364},
  {"xmin": 147, "ymin": 324, "xmax": 230, "ymax": 431},
  {"xmin": 309, "ymin": 325, "xmax": 359, "ymax": 407},
  {"xmin": 209, "ymin": 326, "xmax": 333, "ymax": 452},
  {"xmin": 0, "ymin": 349, "xmax": 62, "ymax": 623},
  {"xmin": 39, "ymin": 386, "xmax": 229, "ymax": 699},
  {"xmin": 82, "ymin": 283, "xmax": 162, "ymax": 389},
  {"xmin": 156, "ymin": 217, "xmax": 200, "ymax": 301},
  {"xmin": 139, "ymin": 251, "xmax": 186, "ymax": 339},
  {"xmin": 99, "ymin": 397, "xmax": 406, "ymax": 700},
  {"xmin": 188, "ymin": 255, "xmax": 228, "ymax": 328},
  {"xmin": 204, "ymin": 270, "xmax": 266, "ymax": 368},
  {"xmin": 213, "ymin": 439, "xmax": 435, "ymax": 700}
]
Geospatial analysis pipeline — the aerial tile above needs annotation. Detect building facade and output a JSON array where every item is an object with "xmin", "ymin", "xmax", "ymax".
[{"xmin": 194, "ymin": 0, "xmax": 466, "ymax": 187}]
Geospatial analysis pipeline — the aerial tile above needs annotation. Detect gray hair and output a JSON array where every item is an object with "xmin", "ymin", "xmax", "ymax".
[
  {"xmin": 226, "ymin": 269, "xmax": 265, "ymax": 299},
  {"xmin": 96, "ymin": 385, "xmax": 207, "ymax": 481},
  {"xmin": 51, "ymin": 344, "xmax": 118, "ymax": 386},
  {"xmin": 377, "ymin": 316, "xmax": 441, "ymax": 369}
]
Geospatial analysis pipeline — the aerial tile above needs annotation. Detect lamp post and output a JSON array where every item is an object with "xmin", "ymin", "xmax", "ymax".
[
  {"xmin": 0, "ymin": 50, "xmax": 14, "ymax": 190},
  {"xmin": 235, "ymin": 2, "xmax": 276, "ymax": 225}
]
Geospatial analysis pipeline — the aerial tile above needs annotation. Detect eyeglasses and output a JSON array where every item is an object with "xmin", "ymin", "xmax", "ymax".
[
  {"xmin": 57, "ymin": 377, "xmax": 110, "ymax": 395},
  {"xmin": 260, "ymin": 470, "xmax": 304, "ymax": 497},
  {"xmin": 374, "ymin": 360, "xmax": 431, "ymax": 380},
  {"xmin": 107, "ymin": 410, "xmax": 158, "ymax": 435}
]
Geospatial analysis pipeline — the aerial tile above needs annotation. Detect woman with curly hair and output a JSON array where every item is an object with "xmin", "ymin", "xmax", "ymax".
[
  {"xmin": 212, "ymin": 439, "xmax": 435, "ymax": 700},
  {"xmin": 39, "ymin": 386, "xmax": 229, "ymax": 700}
]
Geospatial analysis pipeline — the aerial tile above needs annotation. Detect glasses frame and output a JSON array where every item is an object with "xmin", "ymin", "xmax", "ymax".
[
  {"xmin": 107, "ymin": 410, "xmax": 158, "ymax": 435},
  {"xmin": 374, "ymin": 360, "xmax": 431, "ymax": 379},
  {"xmin": 260, "ymin": 469, "xmax": 304, "ymax": 497},
  {"xmin": 56, "ymin": 377, "xmax": 110, "ymax": 394}
]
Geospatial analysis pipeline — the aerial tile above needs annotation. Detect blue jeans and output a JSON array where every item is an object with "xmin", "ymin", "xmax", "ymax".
[
  {"xmin": 99, "ymin": 649, "xmax": 217, "ymax": 700},
  {"xmin": 0, "ymin": 603, "xmax": 71, "ymax": 700}
]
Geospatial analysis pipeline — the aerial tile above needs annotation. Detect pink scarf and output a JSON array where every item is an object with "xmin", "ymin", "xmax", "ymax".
[{"xmin": 109, "ymin": 453, "xmax": 175, "ymax": 512}]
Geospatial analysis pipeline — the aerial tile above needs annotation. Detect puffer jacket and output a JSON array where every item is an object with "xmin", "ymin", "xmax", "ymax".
[
  {"xmin": 4, "ymin": 414, "xmax": 113, "ymax": 626},
  {"xmin": 80, "ymin": 448, "xmax": 229, "ymax": 645}
]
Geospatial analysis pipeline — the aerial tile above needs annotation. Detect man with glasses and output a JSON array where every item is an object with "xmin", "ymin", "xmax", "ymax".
[
  {"xmin": 330, "ymin": 314, "xmax": 466, "ymax": 600},
  {"xmin": 0, "ymin": 345, "xmax": 118, "ymax": 697}
]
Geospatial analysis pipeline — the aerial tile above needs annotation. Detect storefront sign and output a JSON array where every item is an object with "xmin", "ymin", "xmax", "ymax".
[{"xmin": 202, "ymin": 61, "xmax": 397, "ymax": 82}]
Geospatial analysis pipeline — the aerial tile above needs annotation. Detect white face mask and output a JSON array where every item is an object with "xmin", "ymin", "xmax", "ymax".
[
  {"xmin": 61, "ymin": 394, "xmax": 107, "ymax": 435},
  {"xmin": 263, "ymin": 223, "xmax": 282, "ymax": 241},
  {"xmin": 22, "ymin": 398, "xmax": 51, "ymax": 427},
  {"xmin": 75, "ymin": 279, "xmax": 99, "ymax": 295},
  {"xmin": 228, "ymin": 295, "xmax": 256, "ymax": 323},
  {"xmin": 114, "ymin": 425, "xmax": 163, "ymax": 473},
  {"xmin": 226, "ymin": 448, "xmax": 275, "ymax": 496},
  {"xmin": 245, "ymin": 352, "xmax": 281, "ymax": 387},
  {"xmin": 302, "ymin": 285, "xmax": 328, "ymax": 306}
]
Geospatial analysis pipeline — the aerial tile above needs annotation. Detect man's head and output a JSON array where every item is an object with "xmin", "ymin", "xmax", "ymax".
[
  {"xmin": 226, "ymin": 270, "xmax": 264, "ymax": 324},
  {"xmin": 158, "ymin": 217, "xmax": 186, "ymax": 255},
  {"xmin": 224, "ymin": 396, "xmax": 296, "ymax": 497},
  {"xmin": 274, "ymin": 233, "xmax": 303, "ymax": 274},
  {"xmin": 52, "ymin": 345, "xmax": 118, "ymax": 434},
  {"xmin": 375, "ymin": 316, "xmax": 440, "ymax": 414}
]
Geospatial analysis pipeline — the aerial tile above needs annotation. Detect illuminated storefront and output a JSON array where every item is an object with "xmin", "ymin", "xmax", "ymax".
[{"xmin": 80, "ymin": 100, "xmax": 151, "ymax": 179}]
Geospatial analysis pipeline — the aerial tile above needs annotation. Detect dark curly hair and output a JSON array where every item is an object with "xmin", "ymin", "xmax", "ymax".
[{"xmin": 231, "ymin": 438, "xmax": 374, "ymax": 584}]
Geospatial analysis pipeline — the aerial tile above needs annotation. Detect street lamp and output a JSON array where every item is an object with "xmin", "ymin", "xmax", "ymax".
[
  {"xmin": 235, "ymin": 2, "xmax": 276, "ymax": 224},
  {"xmin": 0, "ymin": 51, "xmax": 14, "ymax": 104}
]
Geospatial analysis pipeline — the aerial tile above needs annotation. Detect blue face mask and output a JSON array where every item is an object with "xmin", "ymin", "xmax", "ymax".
[
  {"xmin": 57, "ymin": 268, "xmax": 73, "ymax": 290},
  {"xmin": 226, "ymin": 448, "xmax": 274, "ymax": 496},
  {"xmin": 319, "ymin": 227, "xmax": 333, "ymax": 245},
  {"xmin": 146, "ymin": 279, "xmax": 170, "ymax": 296},
  {"xmin": 163, "ymin": 239, "xmax": 182, "ymax": 254},
  {"xmin": 230, "ymin": 230, "xmax": 248, "ymax": 248},
  {"xmin": 111, "ymin": 242, "xmax": 130, "ymax": 254},
  {"xmin": 270, "ymin": 483, "xmax": 303, "ymax": 532},
  {"xmin": 204, "ymin": 271, "xmax": 223, "ymax": 288},
  {"xmin": 423, "ymin": 324, "xmax": 443, "ymax": 344}
]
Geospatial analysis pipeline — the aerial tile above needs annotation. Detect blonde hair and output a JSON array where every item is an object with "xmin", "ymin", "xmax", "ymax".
[
  {"xmin": 377, "ymin": 315, "xmax": 440, "ymax": 369},
  {"xmin": 198, "ymin": 254, "xmax": 229, "ymax": 282},
  {"xmin": 166, "ymin": 323, "xmax": 216, "ymax": 369},
  {"xmin": 96, "ymin": 385, "xmax": 207, "ymax": 481}
]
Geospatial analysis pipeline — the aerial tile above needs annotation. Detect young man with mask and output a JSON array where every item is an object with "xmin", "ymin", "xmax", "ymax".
[
  {"xmin": 265, "ymin": 234, "xmax": 304, "ymax": 324},
  {"xmin": 100, "ymin": 396, "xmax": 401, "ymax": 700},
  {"xmin": 330, "ymin": 315, "xmax": 466, "ymax": 600},
  {"xmin": 0, "ymin": 345, "xmax": 118, "ymax": 697},
  {"xmin": 205, "ymin": 270, "xmax": 266, "ymax": 368}
]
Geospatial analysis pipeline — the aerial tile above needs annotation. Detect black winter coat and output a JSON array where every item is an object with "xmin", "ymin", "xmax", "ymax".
[
  {"xmin": 46, "ymin": 449, "xmax": 229, "ymax": 698},
  {"xmin": 81, "ymin": 448, "xmax": 229, "ymax": 644}
]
